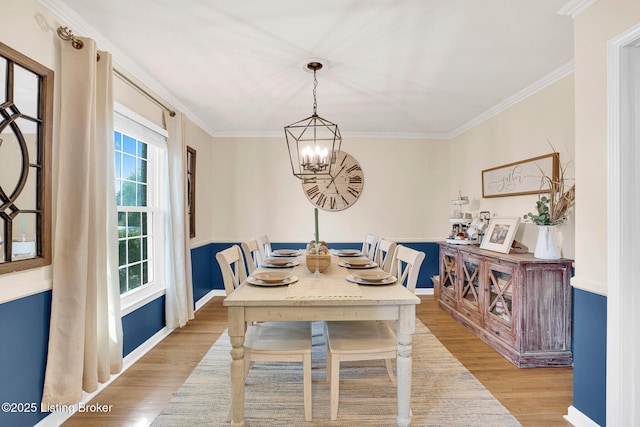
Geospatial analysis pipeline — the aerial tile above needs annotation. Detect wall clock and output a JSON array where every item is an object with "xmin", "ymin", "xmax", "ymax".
[{"xmin": 301, "ymin": 151, "xmax": 364, "ymax": 211}]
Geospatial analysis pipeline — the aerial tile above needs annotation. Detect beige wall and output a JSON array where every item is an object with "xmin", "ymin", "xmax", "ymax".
[
  {"xmin": 209, "ymin": 136, "xmax": 451, "ymax": 243},
  {"xmin": 449, "ymin": 75, "xmax": 576, "ymax": 258},
  {"xmin": 573, "ymin": 0, "xmax": 640, "ymax": 295},
  {"xmin": 184, "ymin": 119, "xmax": 216, "ymax": 248}
]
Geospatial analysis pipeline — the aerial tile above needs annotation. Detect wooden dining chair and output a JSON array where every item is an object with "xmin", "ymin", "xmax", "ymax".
[
  {"xmin": 324, "ymin": 244, "xmax": 425, "ymax": 420},
  {"xmin": 216, "ymin": 245, "xmax": 313, "ymax": 421},
  {"xmin": 257, "ymin": 233, "xmax": 272, "ymax": 259},
  {"xmin": 361, "ymin": 233, "xmax": 379, "ymax": 260},
  {"xmin": 241, "ymin": 238, "xmax": 263, "ymax": 274},
  {"xmin": 374, "ymin": 238, "xmax": 398, "ymax": 273}
]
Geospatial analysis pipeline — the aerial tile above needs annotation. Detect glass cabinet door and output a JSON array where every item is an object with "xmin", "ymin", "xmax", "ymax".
[
  {"xmin": 440, "ymin": 251, "xmax": 457, "ymax": 294},
  {"xmin": 485, "ymin": 262, "xmax": 515, "ymax": 324},
  {"xmin": 460, "ymin": 255, "xmax": 481, "ymax": 308}
]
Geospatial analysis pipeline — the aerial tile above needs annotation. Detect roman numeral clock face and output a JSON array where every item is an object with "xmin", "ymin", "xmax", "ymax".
[{"xmin": 302, "ymin": 151, "xmax": 364, "ymax": 211}]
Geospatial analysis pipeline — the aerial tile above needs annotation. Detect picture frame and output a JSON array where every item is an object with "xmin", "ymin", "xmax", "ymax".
[
  {"xmin": 480, "ymin": 217, "xmax": 521, "ymax": 254},
  {"xmin": 186, "ymin": 146, "xmax": 196, "ymax": 238},
  {"xmin": 482, "ymin": 153, "xmax": 559, "ymax": 198}
]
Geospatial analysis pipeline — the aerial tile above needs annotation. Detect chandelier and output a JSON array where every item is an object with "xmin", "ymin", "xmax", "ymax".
[{"xmin": 285, "ymin": 61, "xmax": 342, "ymax": 179}]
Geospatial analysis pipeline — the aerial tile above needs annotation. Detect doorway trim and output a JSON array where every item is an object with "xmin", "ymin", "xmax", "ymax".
[{"xmin": 606, "ymin": 22, "xmax": 640, "ymax": 427}]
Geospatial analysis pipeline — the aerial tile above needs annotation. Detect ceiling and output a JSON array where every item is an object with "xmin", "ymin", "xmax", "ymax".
[{"xmin": 48, "ymin": 0, "xmax": 574, "ymax": 139}]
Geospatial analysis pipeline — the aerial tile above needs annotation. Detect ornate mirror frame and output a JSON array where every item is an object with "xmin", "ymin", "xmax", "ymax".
[{"xmin": 0, "ymin": 42, "xmax": 53, "ymax": 274}]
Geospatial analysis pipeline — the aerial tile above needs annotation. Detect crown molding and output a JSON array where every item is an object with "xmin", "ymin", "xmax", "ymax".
[
  {"xmin": 39, "ymin": 0, "xmax": 217, "ymax": 138},
  {"xmin": 212, "ymin": 130, "xmax": 450, "ymax": 140},
  {"xmin": 447, "ymin": 61, "xmax": 575, "ymax": 140},
  {"xmin": 557, "ymin": 0, "xmax": 599, "ymax": 19}
]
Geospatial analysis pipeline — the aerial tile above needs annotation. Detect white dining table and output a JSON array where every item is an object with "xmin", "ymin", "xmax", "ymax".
[{"xmin": 223, "ymin": 253, "xmax": 421, "ymax": 426}]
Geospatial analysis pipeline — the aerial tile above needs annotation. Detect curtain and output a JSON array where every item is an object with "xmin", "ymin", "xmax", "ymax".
[
  {"xmin": 42, "ymin": 38, "xmax": 123, "ymax": 405},
  {"xmin": 164, "ymin": 110, "xmax": 194, "ymax": 328}
]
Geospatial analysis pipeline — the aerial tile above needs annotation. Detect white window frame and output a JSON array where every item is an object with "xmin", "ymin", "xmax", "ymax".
[{"xmin": 114, "ymin": 103, "xmax": 168, "ymax": 316}]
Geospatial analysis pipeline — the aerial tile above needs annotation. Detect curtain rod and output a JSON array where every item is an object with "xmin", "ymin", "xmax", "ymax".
[{"xmin": 56, "ymin": 26, "xmax": 176, "ymax": 117}]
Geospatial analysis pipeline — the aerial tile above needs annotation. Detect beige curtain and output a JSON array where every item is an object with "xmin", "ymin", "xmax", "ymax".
[
  {"xmin": 42, "ymin": 37, "xmax": 123, "ymax": 405},
  {"xmin": 164, "ymin": 111, "xmax": 194, "ymax": 328}
]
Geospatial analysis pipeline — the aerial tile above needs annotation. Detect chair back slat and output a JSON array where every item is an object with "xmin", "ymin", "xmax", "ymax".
[
  {"xmin": 389, "ymin": 245, "xmax": 425, "ymax": 292},
  {"xmin": 361, "ymin": 234, "xmax": 379, "ymax": 260},
  {"xmin": 216, "ymin": 245, "xmax": 248, "ymax": 295},
  {"xmin": 374, "ymin": 238, "xmax": 398, "ymax": 273}
]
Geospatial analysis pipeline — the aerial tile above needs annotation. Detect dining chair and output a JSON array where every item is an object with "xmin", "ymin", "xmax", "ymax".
[
  {"xmin": 374, "ymin": 238, "xmax": 398, "ymax": 273},
  {"xmin": 324, "ymin": 244, "xmax": 425, "ymax": 420},
  {"xmin": 361, "ymin": 233, "xmax": 379, "ymax": 260},
  {"xmin": 241, "ymin": 238, "xmax": 263, "ymax": 274},
  {"xmin": 257, "ymin": 233, "xmax": 272, "ymax": 259},
  {"xmin": 216, "ymin": 245, "xmax": 313, "ymax": 421}
]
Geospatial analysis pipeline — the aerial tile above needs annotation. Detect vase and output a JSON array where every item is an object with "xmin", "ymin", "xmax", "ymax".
[{"xmin": 534, "ymin": 225, "xmax": 561, "ymax": 259}]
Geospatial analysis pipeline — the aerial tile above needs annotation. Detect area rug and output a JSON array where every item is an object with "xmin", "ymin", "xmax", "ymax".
[{"xmin": 153, "ymin": 320, "xmax": 521, "ymax": 426}]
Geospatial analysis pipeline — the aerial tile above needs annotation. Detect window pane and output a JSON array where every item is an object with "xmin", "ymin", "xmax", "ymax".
[
  {"xmin": 137, "ymin": 183, "xmax": 147, "ymax": 207},
  {"xmin": 115, "ymin": 181, "xmax": 122, "ymax": 206},
  {"xmin": 137, "ymin": 158, "xmax": 147, "ymax": 182},
  {"xmin": 138, "ymin": 140, "xmax": 147, "ymax": 159},
  {"xmin": 141, "ymin": 212, "xmax": 147, "ymax": 235},
  {"xmin": 122, "ymin": 182, "xmax": 136, "ymax": 206},
  {"xmin": 142, "ymin": 261, "xmax": 148, "ymax": 284},
  {"xmin": 142, "ymin": 236, "xmax": 148, "ymax": 259},
  {"xmin": 119, "ymin": 268, "xmax": 127, "ymax": 293},
  {"xmin": 122, "ymin": 154, "xmax": 136, "ymax": 181},
  {"xmin": 128, "ymin": 238, "xmax": 141, "ymax": 263},
  {"xmin": 123, "ymin": 134, "xmax": 136, "ymax": 155},
  {"xmin": 115, "ymin": 152, "xmax": 122, "ymax": 179},
  {"xmin": 114, "ymin": 131, "xmax": 122, "ymax": 150},
  {"xmin": 127, "ymin": 212, "xmax": 140, "ymax": 233},
  {"xmin": 128, "ymin": 264, "xmax": 141, "ymax": 290},
  {"xmin": 119, "ymin": 240, "xmax": 126, "ymax": 266}
]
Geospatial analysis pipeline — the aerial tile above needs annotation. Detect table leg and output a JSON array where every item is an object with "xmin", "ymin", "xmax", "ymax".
[
  {"xmin": 396, "ymin": 304, "xmax": 416, "ymax": 426},
  {"xmin": 228, "ymin": 307, "xmax": 246, "ymax": 427}
]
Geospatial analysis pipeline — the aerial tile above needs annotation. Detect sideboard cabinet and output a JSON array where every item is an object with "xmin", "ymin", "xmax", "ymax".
[{"xmin": 437, "ymin": 243, "xmax": 573, "ymax": 368}]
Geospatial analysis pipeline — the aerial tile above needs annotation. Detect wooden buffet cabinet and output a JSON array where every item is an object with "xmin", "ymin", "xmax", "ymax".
[{"xmin": 437, "ymin": 243, "xmax": 573, "ymax": 368}]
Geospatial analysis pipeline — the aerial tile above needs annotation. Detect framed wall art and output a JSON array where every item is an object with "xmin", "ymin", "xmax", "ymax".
[
  {"xmin": 482, "ymin": 153, "xmax": 559, "ymax": 198},
  {"xmin": 480, "ymin": 217, "xmax": 521, "ymax": 254},
  {"xmin": 186, "ymin": 146, "xmax": 196, "ymax": 238}
]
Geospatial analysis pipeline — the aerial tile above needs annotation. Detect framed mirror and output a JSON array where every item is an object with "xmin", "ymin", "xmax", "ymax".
[{"xmin": 0, "ymin": 42, "xmax": 53, "ymax": 273}]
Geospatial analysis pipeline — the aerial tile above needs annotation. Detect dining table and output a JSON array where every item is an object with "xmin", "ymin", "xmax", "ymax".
[{"xmin": 223, "ymin": 251, "xmax": 421, "ymax": 426}]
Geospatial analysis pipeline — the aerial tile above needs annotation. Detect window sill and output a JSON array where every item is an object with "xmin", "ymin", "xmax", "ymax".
[{"xmin": 121, "ymin": 283, "xmax": 165, "ymax": 316}]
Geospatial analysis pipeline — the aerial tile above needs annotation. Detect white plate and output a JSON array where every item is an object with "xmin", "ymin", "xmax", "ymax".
[
  {"xmin": 271, "ymin": 249, "xmax": 300, "ymax": 257},
  {"xmin": 339, "ymin": 261, "xmax": 377, "ymax": 269},
  {"xmin": 353, "ymin": 269, "xmax": 391, "ymax": 281},
  {"xmin": 263, "ymin": 257, "xmax": 297, "ymax": 265},
  {"xmin": 346, "ymin": 274, "xmax": 397, "ymax": 285},
  {"xmin": 252, "ymin": 271, "xmax": 292, "ymax": 282},
  {"xmin": 335, "ymin": 249, "xmax": 363, "ymax": 257},
  {"xmin": 343, "ymin": 257, "xmax": 370, "ymax": 266},
  {"xmin": 247, "ymin": 275, "xmax": 298, "ymax": 287},
  {"xmin": 261, "ymin": 260, "xmax": 300, "ymax": 268}
]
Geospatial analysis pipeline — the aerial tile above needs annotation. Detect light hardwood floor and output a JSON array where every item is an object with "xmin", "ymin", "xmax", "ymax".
[{"xmin": 63, "ymin": 295, "xmax": 572, "ymax": 426}]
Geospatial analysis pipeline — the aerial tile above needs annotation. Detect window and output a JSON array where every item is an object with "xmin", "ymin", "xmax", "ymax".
[
  {"xmin": 114, "ymin": 104, "xmax": 167, "ymax": 314},
  {"xmin": 0, "ymin": 42, "xmax": 53, "ymax": 274}
]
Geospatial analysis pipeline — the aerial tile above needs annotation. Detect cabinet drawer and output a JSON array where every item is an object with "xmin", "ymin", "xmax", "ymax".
[
  {"xmin": 439, "ymin": 292, "xmax": 457, "ymax": 310},
  {"xmin": 485, "ymin": 318, "xmax": 515, "ymax": 345}
]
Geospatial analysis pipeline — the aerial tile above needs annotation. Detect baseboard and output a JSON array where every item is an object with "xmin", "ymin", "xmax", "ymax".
[
  {"xmin": 414, "ymin": 288, "xmax": 434, "ymax": 296},
  {"xmin": 35, "ymin": 326, "xmax": 174, "ymax": 427},
  {"xmin": 564, "ymin": 405, "xmax": 601, "ymax": 427},
  {"xmin": 195, "ymin": 289, "xmax": 226, "ymax": 310}
]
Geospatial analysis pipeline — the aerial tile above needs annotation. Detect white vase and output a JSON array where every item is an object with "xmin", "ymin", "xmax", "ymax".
[{"xmin": 534, "ymin": 225, "xmax": 561, "ymax": 259}]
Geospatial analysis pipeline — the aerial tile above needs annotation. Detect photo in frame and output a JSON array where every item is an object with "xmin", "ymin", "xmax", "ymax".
[
  {"xmin": 480, "ymin": 217, "xmax": 521, "ymax": 254},
  {"xmin": 482, "ymin": 153, "xmax": 559, "ymax": 198}
]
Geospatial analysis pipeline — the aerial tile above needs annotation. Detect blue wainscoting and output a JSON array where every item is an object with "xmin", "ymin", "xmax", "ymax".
[
  {"xmin": 0, "ymin": 291, "xmax": 51, "ymax": 427},
  {"xmin": 122, "ymin": 295, "xmax": 166, "ymax": 357},
  {"xmin": 573, "ymin": 288, "xmax": 607, "ymax": 426}
]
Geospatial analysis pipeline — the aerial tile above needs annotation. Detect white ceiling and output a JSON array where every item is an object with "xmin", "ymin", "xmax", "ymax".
[{"xmin": 47, "ymin": 0, "xmax": 574, "ymax": 139}]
